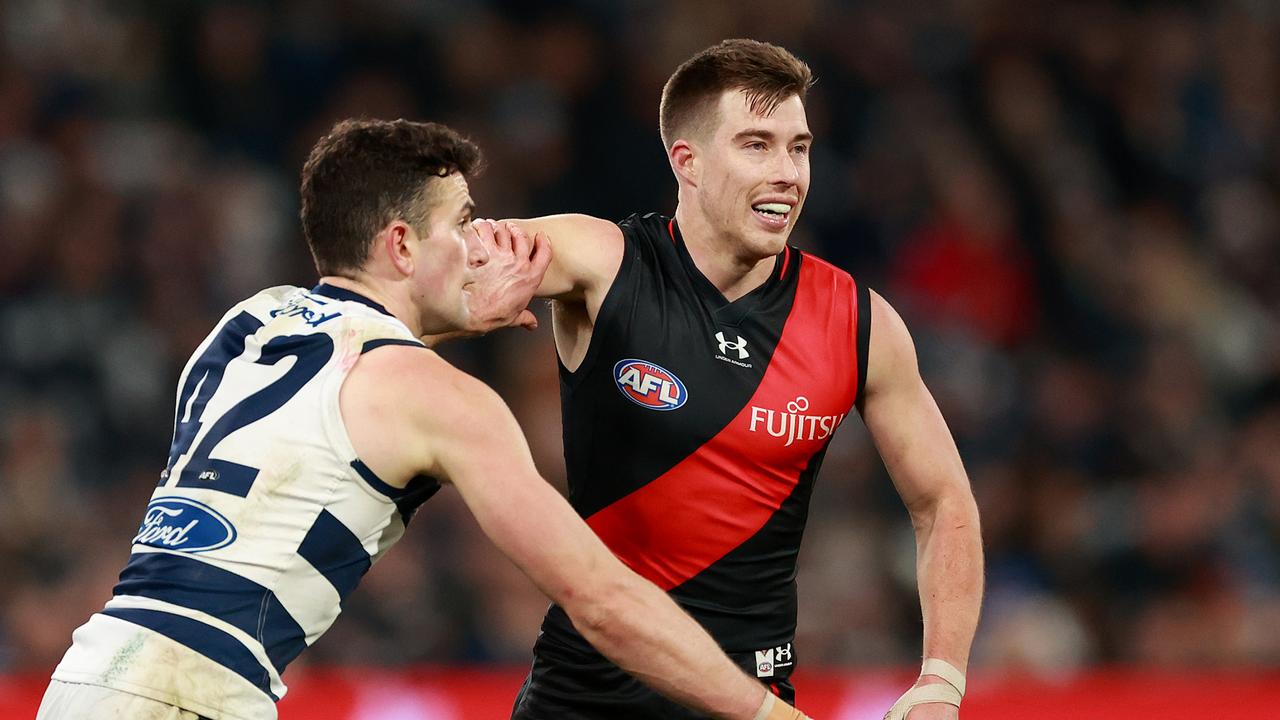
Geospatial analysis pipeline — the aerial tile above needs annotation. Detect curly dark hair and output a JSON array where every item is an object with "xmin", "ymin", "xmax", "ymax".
[
  {"xmin": 659, "ymin": 39, "xmax": 813, "ymax": 149},
  {"xmin": 299, "ymin": 118, "xmax": 483, "ymax": 276}
]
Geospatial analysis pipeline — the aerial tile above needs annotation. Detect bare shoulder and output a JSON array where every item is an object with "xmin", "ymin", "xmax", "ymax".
[
  {"xmin": 345, "ymin": 343, "xmax": 504, "ymax": 426},
  {"xmin": 341, "ymin": 344, "xmax": 509, "ymax": 487},
  {"xmin": 865, "ymin": 290, "xmax": 920, "ymax": 399},
  {"xmin": 342, "ymin": 342, "xmax": 438, "ymax": 400}
]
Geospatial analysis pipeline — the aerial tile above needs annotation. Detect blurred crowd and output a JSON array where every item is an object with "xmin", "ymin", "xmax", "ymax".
[{"xmin": 1, "ymin": 0, "xmax": 1278, "ymax": 679}]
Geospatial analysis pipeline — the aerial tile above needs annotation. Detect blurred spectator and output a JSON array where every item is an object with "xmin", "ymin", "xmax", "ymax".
[{"xmin": 0, "ymin": 0, "xmax": 1277, "ymax": 679}]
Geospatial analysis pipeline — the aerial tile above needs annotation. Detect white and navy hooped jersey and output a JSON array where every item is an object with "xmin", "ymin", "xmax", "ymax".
[{"xmin": 52, "ymin": 284, "xmax": 439, "ymax": 720}]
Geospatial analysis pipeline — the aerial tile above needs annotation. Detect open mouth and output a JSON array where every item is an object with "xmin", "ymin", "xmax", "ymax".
[{"xmin": 752, "ymin": 202, "xmax": 793, "ymax": 227}]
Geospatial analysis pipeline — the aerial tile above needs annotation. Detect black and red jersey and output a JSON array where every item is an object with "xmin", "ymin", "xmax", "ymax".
[{"xmin": 514, "ymin": 213, "xmax": 870, "ymax": 718}]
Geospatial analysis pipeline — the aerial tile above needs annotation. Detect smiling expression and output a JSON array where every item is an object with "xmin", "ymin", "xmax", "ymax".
[{"xmin": 691, "ymin": 90, "xmax": 812, "ymax": 261}]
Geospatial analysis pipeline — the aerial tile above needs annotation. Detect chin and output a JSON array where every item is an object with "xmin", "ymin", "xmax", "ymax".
[{"xmin": 746, "ymin": 229, "xmax": 790, "ymax": 257}]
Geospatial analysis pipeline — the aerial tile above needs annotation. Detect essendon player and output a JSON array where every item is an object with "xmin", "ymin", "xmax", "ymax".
[{"xmin": 502, "ymin": 40, "xmax": 983, "ymax": 719}]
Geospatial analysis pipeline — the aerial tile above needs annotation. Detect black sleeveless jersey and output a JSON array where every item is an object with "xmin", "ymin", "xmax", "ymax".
[{"xmin": 515, "ymin": 213, "xmax": 871, "ymax": 718}]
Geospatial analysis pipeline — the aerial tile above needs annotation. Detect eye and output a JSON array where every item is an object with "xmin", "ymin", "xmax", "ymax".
[
  {"xmin": 791, "ymin": 144, "xmax": 810, "ymax": 156},
  {"xmin": 746, "ymin": 141, "xmax": 767, "ymax": 152}
]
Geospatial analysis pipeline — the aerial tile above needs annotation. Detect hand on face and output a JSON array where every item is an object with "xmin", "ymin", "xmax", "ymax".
[{"xmin": 461, "ymin": 219, "xmax": 551, "ymax": 332}]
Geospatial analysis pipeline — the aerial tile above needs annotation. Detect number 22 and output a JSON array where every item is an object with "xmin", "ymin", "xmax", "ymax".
[{"xmin": 163, "ymin": 311, "xmax": 333, "ymax": 497}]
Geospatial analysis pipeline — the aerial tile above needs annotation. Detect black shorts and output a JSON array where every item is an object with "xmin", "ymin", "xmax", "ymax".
[{"xmin": 510, "ymin": 639, "xmax": 795, "ymax": 720}]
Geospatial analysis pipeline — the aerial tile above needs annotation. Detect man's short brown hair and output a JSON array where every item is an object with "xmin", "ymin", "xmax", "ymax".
[
  {"xmin": 659, "ymin": 39, "xmax": 814, "ymax": 149},
  {"xmin": 300, "ymin": 119, "xmax": 482, "ymax": 276}
]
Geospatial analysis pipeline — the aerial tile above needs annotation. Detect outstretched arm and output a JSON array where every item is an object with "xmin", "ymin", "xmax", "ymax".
[
  {"xmin": 499, "ymin": 214, "xmax": 624, "ymax": 304},
  {"xmin": 860, "ymin": 290, "xmax": 984, "ymax": 719},
  {"xmin": 344, "ymin": 346, "xmax": 806, "ymax": 720},
  {"xmin": 436, "ymin": 378, "xmax": 763, "ymax": 718}
]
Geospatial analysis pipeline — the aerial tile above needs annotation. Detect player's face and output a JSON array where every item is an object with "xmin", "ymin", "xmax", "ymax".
[
  {"xmin": 696, "ymin": 91, "xmax": 811, "ymax": 259},
  {"xmin": 410, "ymin": 172, "xmax": 485, "ymax": 334}
]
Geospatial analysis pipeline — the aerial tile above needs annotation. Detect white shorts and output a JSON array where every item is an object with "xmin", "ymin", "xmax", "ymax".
[{"xmin": 36, "ymin": 680, "xmax": 209, "ymax": 720}]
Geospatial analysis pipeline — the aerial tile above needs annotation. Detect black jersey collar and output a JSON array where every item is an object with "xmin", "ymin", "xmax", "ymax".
[
  {"xmin": 667, "ymin": 217, "xmax": 790, "ymax": 323},
  {"xmin": 311, "ymin": 282, "xmax": 395, "ymax": 317}
]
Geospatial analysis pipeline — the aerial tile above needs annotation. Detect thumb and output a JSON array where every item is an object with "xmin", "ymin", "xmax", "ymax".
[
  {"xmin": 529, "ymin": 231, "xmax": 553, "ymax": 274},
  {"xmin": 515, "ymin": 308, "xmax": 538, "ymax": 330}
]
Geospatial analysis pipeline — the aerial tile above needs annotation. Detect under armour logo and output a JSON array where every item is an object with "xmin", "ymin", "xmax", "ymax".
[
  {"xmin": 715, "ymin": 331, "xmax": 749, "ymax": 360},
  {"xmin": 775, "ymin": 643, "xmax": 794, "ymax": 663}
]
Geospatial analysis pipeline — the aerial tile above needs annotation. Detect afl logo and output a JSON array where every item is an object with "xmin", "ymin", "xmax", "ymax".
[
  {"xmin": 613, "ymin": 359, "xmax": 688, "ymax": 411},
  {"xmin": 133, "ymin": 497, "xmax": 237, "ymax": 553}
]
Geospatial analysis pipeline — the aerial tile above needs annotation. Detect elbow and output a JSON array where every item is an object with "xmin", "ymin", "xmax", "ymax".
[
  {"xmin": 953, "ymin": 488, "xmax": 982, "ymax": 527},
  {"xmin": 909, "ymin": 485, "xmax": 980, "ymax": 536},
  {"xmin": 939, "ymin": 493, "xmax": 982, "ymax": 545},
  {"xmin": 560, "ymin": 575, "xmax": 634, "ymax": 642}
]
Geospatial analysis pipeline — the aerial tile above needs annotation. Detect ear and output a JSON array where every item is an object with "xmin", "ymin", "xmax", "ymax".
[
  {"xmin": 381, "ymin": 220, "xmax": 415, "ymax": 277},
  {"xmin": 669, "ymin": 139, "xmax": 698, "ymax": 187}
]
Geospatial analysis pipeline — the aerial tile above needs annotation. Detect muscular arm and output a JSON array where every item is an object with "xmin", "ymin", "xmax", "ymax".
[
  {"xmin": 342, "ymin": 347, "xmax": 779, "ymax": 720},
  {"xmin": 499, "ymin": 214, "xmax": 625, "ymax": 371},
  {"xmin": 860, "ymin": 291, "xmax": 984, "ymax": 705},
  {"xmin": 502, "ymin": 214, "xmax": 624, "ymax": 304}
]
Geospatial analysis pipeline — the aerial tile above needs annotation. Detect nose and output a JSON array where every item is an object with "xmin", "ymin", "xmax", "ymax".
[
  {"xmin": 465, "ymin": 226, "xmax": 489, "ymax": 268},
  {"xmin": 771, "ymin": 149, "xmax": 800, "ymax": 186}
]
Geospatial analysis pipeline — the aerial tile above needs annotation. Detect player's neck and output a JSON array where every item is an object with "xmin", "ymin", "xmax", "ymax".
[
  {"xmin": 318, "ymin": 274, "xmax": 424, "ymax": 336},
  {"xmin": 674, "ymin": 205, "xmax": 776, "ymax": 303}
]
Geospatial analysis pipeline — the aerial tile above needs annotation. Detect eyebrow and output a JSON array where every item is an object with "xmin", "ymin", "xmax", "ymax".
[{"xmin": 732, "ymin": 128, "xmax": 814, "ymax": 144}]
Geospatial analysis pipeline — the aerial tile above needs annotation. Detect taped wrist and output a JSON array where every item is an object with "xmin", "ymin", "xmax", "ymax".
[
  {"xmin": 883, "ymin": 658, "xmax": 966, "ymax": 720},
  {"xmin": 920, "ymin": 657, "xmax": 966, "ymax": 697},
  {"xmin": 753, "ymin": 691, "xmax": 809, "ymax": 720}
]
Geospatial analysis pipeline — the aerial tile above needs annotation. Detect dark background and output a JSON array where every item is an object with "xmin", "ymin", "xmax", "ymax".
[{"xmin": 1, "ymin": 0, "xmax": 1277, "ymax": 677}]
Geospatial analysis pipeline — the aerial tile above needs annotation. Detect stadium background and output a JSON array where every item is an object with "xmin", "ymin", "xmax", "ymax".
[{"xmin": 1, "ymin": 0, "xmax": 1278, "ymax": 716}]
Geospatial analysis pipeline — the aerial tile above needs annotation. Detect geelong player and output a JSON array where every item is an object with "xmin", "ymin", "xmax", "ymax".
[
  {"xmin": 38, "ymin": 120, "xmax": 810, "ymax": 720},
  {"xmin": 506, "ymin": 40, "xmax": 984, "ymax": 719}
]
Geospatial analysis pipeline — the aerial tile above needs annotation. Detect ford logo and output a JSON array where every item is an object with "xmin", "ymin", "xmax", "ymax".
[{"xmin": 133, "ymin": 497, "xmax": 237, "ymax": 553}]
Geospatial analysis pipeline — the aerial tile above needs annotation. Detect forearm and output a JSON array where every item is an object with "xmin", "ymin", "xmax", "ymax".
[
  {"xmin": 912, "ymin": 492, "xmax": 984, "ymax": 671},
  {"xmin": 454, "ymin": 465, "xmax": 772, "ymax": 720},
  {"xmin": 564, "ymin": 573, "xmax": 766, "ymax": 720}
]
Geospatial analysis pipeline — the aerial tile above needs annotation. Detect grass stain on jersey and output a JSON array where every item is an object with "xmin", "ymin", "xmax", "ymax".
[{"xmin": 101, "ymin": 632, "xmax": 147, "ymax": 685}]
